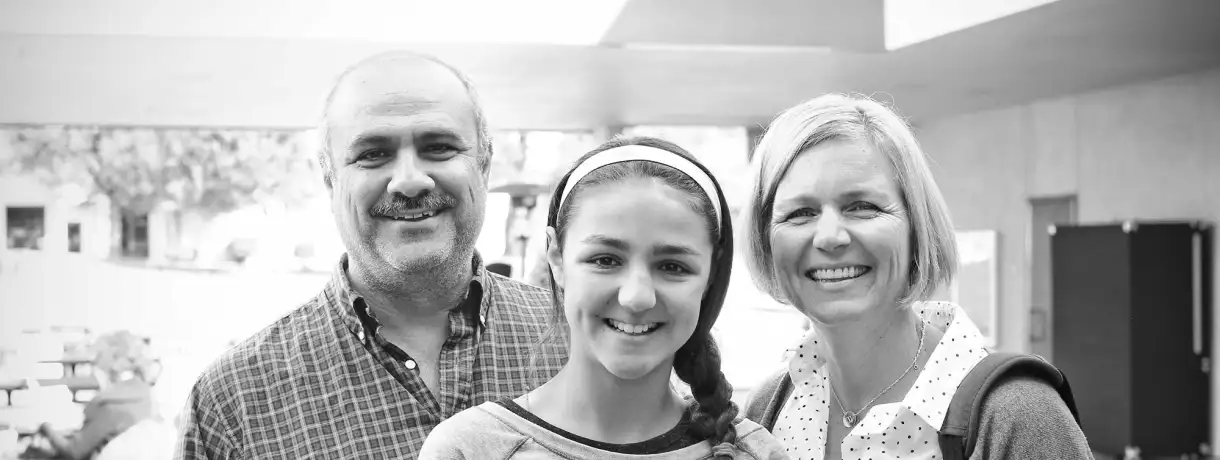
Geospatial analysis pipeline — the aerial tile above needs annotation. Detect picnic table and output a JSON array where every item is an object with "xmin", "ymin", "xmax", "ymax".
[
  {"xmin": 37, "ymin": 352, "xmax": 93, "ymax": 378},
  {"xmin": 0, "ymin": 376, "xmax": 99, "ymax": 406}
]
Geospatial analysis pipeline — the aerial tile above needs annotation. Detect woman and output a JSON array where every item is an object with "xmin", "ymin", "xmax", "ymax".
[
  {"xmin": 739, "ymin": 94, "xmax": 1091, "ymax": 459},
  {"xmin": 26, "ymin": 331, "xmax": 158, "ymax": 460},
  {"xmin": 421, "ymin": 136, "xmax": 787, "ymax": 459}
]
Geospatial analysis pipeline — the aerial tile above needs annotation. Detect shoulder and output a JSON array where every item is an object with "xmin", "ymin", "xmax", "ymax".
[
  {"xmin": 743, "ymin": 367, "xmax": 789, "ymax": 425},
  {"xmin": 972, "ymin": 374, "xmax": 1091, "ymax": 459},
  {"xmin": 432, "ymin": 403, "xmax": 512, "ymax": 434},
  {"xmin": 180, "ymin": 289, "xmax": 343, "ymax": 456},
  {"xmin": 484, "ymin": 273, "xmax": 555, "ymax": 330},
  {"xmin": 420, "ymin": 402, "xmax": 527, "ymax": 460},
  {"xmin": 978, "ymin": 374, "xmax": 1070, "ymax": 418},
  {"xmin": 486, "ymin": 272, "xmax": 551, "ymax": 309},
  {"xmin": 730, "ymin": 418, "xmax": 790, "ymax": 460},
  {"xmin": 189, "ymin": 293, "xmax": 333, "ymax": 412}
]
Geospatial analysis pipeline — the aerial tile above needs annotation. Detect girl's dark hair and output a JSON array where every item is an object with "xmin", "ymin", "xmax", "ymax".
[{"xmin": 537, "ymin": 135, "xmax": 739, "ymax": 457}]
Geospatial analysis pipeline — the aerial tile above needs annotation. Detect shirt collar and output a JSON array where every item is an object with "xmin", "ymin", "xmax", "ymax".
[
  {"xmin": 900, "ymin": 302, "xmax": 989, "ymax": 429},
  {"xmin": 329, "ymin": 251, "xmax": 492, "ymax": 337},
  {"xmin": 784, "ymin": 301, "xmax": 990, "ymax": 429}
]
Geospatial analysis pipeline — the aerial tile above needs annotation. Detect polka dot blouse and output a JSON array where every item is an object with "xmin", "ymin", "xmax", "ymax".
[{"xmin": 771, "ymin": 301, "xmax": 990, "ymax": 460}]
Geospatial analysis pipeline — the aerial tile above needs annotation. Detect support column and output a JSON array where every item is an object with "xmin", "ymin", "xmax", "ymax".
[
  {"xmin": 745, "ymin": 124, "xmax": 766, "ymax": 162},
  {"xmin": 592, "ymin": 125, "xmax": 627, "ymax": 144}
]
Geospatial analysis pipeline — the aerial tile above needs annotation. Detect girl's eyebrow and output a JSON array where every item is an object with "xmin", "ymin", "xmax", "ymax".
[{"xmin": 581, "ymin": 235, "xmax": 703, "ymax": 257}]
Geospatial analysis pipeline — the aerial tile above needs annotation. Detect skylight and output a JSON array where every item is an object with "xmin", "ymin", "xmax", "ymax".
[
  {"xmin": 0, "ymin": 0, "xmax": 630, "ymax": 46},
  {"xmin": 885, "ymin": 0, "xmax": 1061, "ymax": 50}
]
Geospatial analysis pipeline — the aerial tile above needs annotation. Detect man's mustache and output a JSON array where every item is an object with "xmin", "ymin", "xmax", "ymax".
[{"xmin": 370, "ymin": 192, "xmax": 457, "ymax": 216}]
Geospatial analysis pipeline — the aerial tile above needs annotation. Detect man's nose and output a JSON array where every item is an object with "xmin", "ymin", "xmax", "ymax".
[
  {"xmin": 386, "ymin": 149, "xmax": 436, "ymax": 197},
  {"xmin": 618, "ymin": 267, "xmax": 657, "ymax": 313}
]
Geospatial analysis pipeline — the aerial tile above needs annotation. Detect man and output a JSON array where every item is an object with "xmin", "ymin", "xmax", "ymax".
[{"xmin": 177, "ymin": 51, "xmax": 566, "ymax": 459}]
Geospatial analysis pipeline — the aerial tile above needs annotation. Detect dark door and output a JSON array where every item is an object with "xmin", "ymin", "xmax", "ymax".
[{"xmin": 1052, "ymin": 224, "xmax": 1131, "ymax": 454}]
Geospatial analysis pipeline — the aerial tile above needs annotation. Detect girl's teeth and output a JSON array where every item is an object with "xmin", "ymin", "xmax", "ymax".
[{"xmin": 607, "ymin": 319, "xmax": 660, "ymax": 335}]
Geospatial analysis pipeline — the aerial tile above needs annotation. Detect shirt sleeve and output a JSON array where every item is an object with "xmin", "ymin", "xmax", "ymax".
[
  {"xmin": 970, "ymin": 375, "xmax": 1093, "ymax": 460},
  {"xmin": 733, "ymin": 422, "xmax": 793, "ymax": 460},
  {"xmin": 176, "ymin": 377, "xmax": 242, "ymax": 460}
]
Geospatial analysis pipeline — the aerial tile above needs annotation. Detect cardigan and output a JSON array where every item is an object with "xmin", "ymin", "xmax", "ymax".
[{"xmin": 744, "ymin": 365, "xmax": 1093, "ymax": 459}]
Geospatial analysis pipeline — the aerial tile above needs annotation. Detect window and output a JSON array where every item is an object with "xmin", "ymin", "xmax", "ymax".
[
  {"xmin": 120, "ymin": 212, "xmax": 149, "ymax": 258},
  {"xmin": 6, "ymin": 207, "xmax": 45, "ymax": 250},
  {"xmin": 68, "ymin": 222, "xmax": 82, "ymax": 253}
]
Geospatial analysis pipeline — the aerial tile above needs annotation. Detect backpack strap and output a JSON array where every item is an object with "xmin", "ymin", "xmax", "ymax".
[
  {"xmin": 938, "ymin": 352, "xmax": 1081, "ymax": 460},
  {"xmin": 744, "ymin": 369, "xmax": 793, "ymax": 431}
]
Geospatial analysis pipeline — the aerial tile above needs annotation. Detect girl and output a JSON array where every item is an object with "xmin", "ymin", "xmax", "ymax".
[{"xmin": 421, "ymin": 137, "xmax": 787, "ymax": 459}]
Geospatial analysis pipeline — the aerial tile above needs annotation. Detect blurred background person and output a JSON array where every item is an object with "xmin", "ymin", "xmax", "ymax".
[{"xmin": 23, "ymin": 331, "xmax": 158, "ymax": 460}]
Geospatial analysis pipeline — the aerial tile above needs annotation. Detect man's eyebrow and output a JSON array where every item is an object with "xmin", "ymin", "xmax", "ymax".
[
  {"xmin": 414, "ymin": 129, "xmax": 467, "ymax": 144},
  {"xmin": 349, "ymin": 133, "xmax": 394, "ymax": 148},
  {"xmin": 347, "ymin": 127, "xmax": 469, "ymax": 149}
]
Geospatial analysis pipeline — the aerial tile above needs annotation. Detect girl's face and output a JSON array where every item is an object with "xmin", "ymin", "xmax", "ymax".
[{"xmin": 548, "ymin": 177, "xmax": 714, "ymax": 381}]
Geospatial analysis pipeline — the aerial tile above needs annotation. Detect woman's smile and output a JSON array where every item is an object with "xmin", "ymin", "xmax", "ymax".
[{"xmin": 805, "ymin": 265, "xmax": 874, "ymax": 291}]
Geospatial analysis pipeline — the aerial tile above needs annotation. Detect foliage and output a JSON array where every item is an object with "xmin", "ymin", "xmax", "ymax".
[{"xmin": 2, "ymin": 126, "xmax": 322, "ymax": 215}]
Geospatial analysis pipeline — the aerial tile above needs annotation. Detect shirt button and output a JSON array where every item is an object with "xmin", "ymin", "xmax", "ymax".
[
  {"xmin": 357, "ymin": 330, "xmax": 365, "ymax": 341},
  {"xmin": 405, "ymin": 360, "xmax": 417, "ymax": 370}
]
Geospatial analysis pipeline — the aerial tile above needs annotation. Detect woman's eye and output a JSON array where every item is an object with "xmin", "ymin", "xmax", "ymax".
[
  {"xmin": 658, "ymin": 262, "xmax": 691, "ymax": 274},
  {"xmin": 787, "ymin": 208, "xmax": 818, "ymax": 220},
  {"xmin": 358, "ymin": 149, "xmax": 391, "ymax": 162},
  {"xmin": 847, "ymin": 202, "xmax": 881, "ymax": 214}
]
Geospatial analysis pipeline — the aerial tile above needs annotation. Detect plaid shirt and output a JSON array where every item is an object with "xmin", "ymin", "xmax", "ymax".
[{"xmin": 176, "ymin": 253, "xmax": 566, "ymax": 459}]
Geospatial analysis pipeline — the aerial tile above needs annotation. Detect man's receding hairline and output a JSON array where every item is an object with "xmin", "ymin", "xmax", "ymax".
[{"xmin": 326, "ymin": 53, "xmax": 471, "ymax": 115}]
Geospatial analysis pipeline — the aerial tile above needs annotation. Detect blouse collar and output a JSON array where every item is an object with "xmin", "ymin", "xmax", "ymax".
[{"xmin": 784, "ymin": 301, "xmax": 990, "ymax": 429}]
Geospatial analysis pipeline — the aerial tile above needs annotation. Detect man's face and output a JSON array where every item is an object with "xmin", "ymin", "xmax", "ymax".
[{"xmin": 325, "ymin": 59, "xmax": 487, "ymax": 276}]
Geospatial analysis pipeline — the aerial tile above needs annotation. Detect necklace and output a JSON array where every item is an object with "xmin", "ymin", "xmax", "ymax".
[{"xmin": 831, "ymin": 317, "xmax": 926, "ymax": 428}]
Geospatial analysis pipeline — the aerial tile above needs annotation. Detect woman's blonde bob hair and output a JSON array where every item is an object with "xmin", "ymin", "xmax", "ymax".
[{"xmin": 739, "ymin": 93, "xmax": 958, "ymax": 307}]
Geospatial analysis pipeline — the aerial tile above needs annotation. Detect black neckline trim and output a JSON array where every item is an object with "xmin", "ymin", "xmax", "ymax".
[{"xmin": 494, "ymin": 399, "xmax": 701, "ymax": 454}]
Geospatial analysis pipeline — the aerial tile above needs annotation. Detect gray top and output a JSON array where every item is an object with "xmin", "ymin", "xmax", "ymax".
[
  {"xmin": 744, "ymin": 372, "xmax": 1093, "ymax": 459},
  {"xmin": 967, "ymin": 375, "xmax": 1092, "ymax": 459},
  {"xmin": 420, "ymin": 400, "xmax": 791, "ymax": 460}
]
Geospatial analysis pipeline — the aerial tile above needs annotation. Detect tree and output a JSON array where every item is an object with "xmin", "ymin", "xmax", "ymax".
[{"xmin": 2, "ymin": 126, "xmax": 322, "ymax": 258}]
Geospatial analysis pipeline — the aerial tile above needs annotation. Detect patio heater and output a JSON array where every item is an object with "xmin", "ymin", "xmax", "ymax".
[{"xmin": 489, "ymin": 181, "xmax": 549, "ymax": 279}]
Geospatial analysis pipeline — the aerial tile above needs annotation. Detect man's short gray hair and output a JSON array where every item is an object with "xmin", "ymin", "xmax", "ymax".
[{"xmin": 316, "ymin": 51, "xmax": 493, "ymax": 188}]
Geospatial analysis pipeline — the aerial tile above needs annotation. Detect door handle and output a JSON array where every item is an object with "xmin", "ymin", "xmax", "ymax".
[{"xmin": 1193, "ymin": 231, "xmax": 1203, "ymax": 356}]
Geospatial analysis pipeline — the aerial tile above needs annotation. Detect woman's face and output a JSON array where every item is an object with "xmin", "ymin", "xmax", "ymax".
[
  {"xmin": 548, "ymin": 177, "xmax": 713, "ymax": 381},
  {"xmin": 768, "ymin": 139, "xmax": 910, "ymax": 325}
]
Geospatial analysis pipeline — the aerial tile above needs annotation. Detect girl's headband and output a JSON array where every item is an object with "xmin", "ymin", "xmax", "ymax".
[{"xmin": 557, "ymin": 145, "xmax": 723, "ymax": 228}]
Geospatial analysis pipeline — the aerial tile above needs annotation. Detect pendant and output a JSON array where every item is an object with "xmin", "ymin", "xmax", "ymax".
[{"xmin": 842, "ymin": 412, "xmax": 857, "ymax": 427}]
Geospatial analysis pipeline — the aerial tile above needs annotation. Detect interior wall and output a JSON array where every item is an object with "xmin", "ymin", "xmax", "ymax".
[{"xmin": 916, "ymin": 65, "xmax": 1220, "ymax": 444}]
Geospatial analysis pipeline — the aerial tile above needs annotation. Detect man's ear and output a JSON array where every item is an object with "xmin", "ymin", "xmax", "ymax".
[
  {"xmin": 480, "ymin": 146, "xmax": 494, "ymax": 180},
  {"xmin": 545, "ymin": 227, "xmax": 564, "ymax": 290}
]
